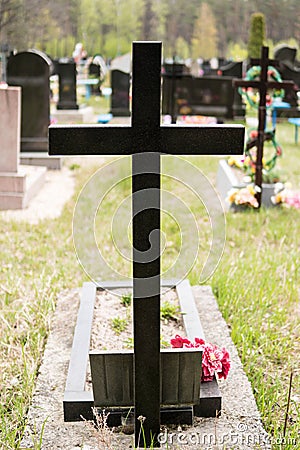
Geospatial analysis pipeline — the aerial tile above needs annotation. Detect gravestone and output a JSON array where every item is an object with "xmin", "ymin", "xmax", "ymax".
[
  {"xmin": 274, "ymin": 45, "xmax": 298, "ymax": 66},
  {"xmin": 162, "ymin": 75, "xmax": 236, "ymax": 119},
  {"xmin": 89, "ymin": 54, "xmax": 108, "ymax": 90},
  {"xmin": 162, "ymin": 61, "xmax": 188, "ymax": 123},
  {"xmin": 274, "ymin": 45, "xmax": 300, "ymax": 106},
  {"xmin": 88, "ymin": 62, "xmax": 100, "ymax": 95},
  {"xmin": 110, "ymin": 69, "xmax": 131, "ymax": 116},
  {"xmin": 0, "ymin": 86, "xmax": 46, "ymax": 209},
  {"xmin": 7, "ymin": 49, "xmax": 52, "ymax": 152},
  {"xmin": 49, "ymin": 41, "xmax": 244, "ymax": 447},
  {"xmin": 56, "ymin": 58, "xmax": 78, "ymax": 110},
  {"xmin": 220, "ymin": 61, "xmax": 246, "ymax": 118}
]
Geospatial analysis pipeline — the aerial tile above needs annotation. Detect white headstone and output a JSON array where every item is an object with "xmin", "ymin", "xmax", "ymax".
[{"xmin": 0, "ymin": 86, "xmax": 21, "ymax": 172}]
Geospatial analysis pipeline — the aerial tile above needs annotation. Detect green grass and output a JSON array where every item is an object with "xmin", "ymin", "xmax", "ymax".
[{"xmin": 0, "ymin": 119, "xmax": 299, "ymax": 449}]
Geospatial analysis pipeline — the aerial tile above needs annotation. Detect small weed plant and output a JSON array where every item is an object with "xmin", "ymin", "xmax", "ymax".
[
  {"xmin": 121, "ymin": 293, "xmax": 132, "ymax": 307},
  {"xmin": 160, "ymin": 300, "xmax": 181, "ymax": 322},
  {"xmin": 111, "ymin": 316, "xmax": 128, "ymax": 335}
]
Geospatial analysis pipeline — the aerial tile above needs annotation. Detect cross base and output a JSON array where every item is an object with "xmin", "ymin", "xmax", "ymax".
[{"xmin": 98, "ymin": 406, "xmax": 194, "ymax": 427}]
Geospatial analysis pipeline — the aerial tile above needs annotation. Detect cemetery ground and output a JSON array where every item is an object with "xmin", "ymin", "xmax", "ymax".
[{"xmin": 0, "ymin": 118, "xmax": 299, "ymax": 449}]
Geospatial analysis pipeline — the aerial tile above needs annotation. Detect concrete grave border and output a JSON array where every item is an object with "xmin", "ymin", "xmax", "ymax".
[{"xmin": 63, "ymin": 279, "xmax": 222, "ymax": 425}]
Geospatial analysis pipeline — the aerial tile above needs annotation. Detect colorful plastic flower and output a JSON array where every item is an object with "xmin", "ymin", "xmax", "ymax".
[
  {"xmin": 170, "ymin": 335, "xmax": 231, "ymax": 382},
  {"xmin": 271, "ymin": 183, "xmax": 300, "ymax": 209},
  {"xmin": 226, "ymin": 185, "xmax": 259, "ymax": 208}
]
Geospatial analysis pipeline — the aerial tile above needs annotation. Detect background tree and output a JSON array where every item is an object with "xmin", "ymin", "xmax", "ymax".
[
  {"xmin": 191, "ymin": 2, "xmax": 218, "ymax": 60},
  {"xmin": 1, "ymin": 0, "xmax": 299, "ymax": 60},
  {"xmin": 142, "ymin": 0, "xmax": 157, "ymax": 40},
  {"xmin": 247, "ymin": 12, "xmax": 266, "ymax": 59},
  {"xmin": 0, "ymin": 0, "xmax": 21, "ymax": 44}
]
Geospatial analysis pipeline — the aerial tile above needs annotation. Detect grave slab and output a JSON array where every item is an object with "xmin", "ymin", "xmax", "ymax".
[
  {"xmin": 0, "ymin": 165, "xmax": 46, "ymax": 210},
  {"xmin": 63, "ymin": 280, "xmax": 213, "ymax": 425},
  {"xmin": 20, "ymin": 285, "xmax": 271, "ymax": 450},
  {"xmin": 20, "ymin": 152, "xmax": 63, "ymax": 170}
]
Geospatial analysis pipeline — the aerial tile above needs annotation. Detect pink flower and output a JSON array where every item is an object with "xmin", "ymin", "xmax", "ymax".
[
  {"xmin": 194, "ymin": 337, "xmax": 205, "ymax": 347},
  {"xmin": 170, "ymin": 334, "xmax": 191, "ymax": 348},
  {"xmin": 285, "ymin": 193, "xmax": 300, "ymax": 209},
  {"xmin": 201, "ymin": 343, "xmax": 223, "ymax": 381},
  {"xmin": 170, "ymin": 335, "xmax": 231, "ymax": 382},
  {"xmin": 218, "ymin": 348, "xmax": 231, "ymax": 379}
]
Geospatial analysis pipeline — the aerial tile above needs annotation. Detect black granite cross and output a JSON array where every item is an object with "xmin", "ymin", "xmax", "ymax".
[
  {"xmin": 234, "ymin": 46, "xmax": 293, "ymax": 207},
  {"xmin": 49, "ymin": 41, "xmax": 244, "ymax": 447}
]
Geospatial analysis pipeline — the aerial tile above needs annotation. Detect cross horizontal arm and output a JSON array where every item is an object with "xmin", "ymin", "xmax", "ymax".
[
  {"xmin": 160, "ymin": 124, "xmax": 244, "ymax": 155},
  {"xmin": 234, "ymin": 80, "xmax": 294, "ymax": 90},
  {"xmin": 49, "ymin": 123, "xmax": 244, "ymax": 156},
  {"xmin": 250, "ymin": 58, "xmax": 278, "ymax": 66},
  {"xmin": 49, "ymin": 124, "xmax": 134, "ymax": 155}
]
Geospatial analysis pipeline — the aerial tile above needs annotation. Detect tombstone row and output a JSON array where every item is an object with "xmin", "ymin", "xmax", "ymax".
[
  {"xmin": 111, "ymin": 60, "xmax": 246, "ymax": 119},
  {"xmin": 5, "ymin": 46, "xmax": 299, "ymax": 154},
  {"xmin": 4, "ymin": 49, "xmax": 246, "ymax": 154}
]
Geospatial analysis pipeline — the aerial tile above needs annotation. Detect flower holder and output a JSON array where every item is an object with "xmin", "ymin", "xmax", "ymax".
[{"xmin": 63, "ymin": 279, "xmax": 222, "ymax": 425}]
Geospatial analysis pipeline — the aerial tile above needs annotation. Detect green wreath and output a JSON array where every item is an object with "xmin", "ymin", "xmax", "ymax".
[
  {"xmin": 245, "ymin": 128, "xmax": 283, "ymax": 182},
  {"xmin": 239, "ymin": 65, "xmax": 285, "ymax": 109}
]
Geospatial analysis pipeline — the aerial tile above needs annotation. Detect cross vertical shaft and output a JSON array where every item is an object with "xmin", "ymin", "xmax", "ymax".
[
  {"xmin": 255, "ymin": 46, "xmax": 269, "ymax": 206},
  {"xmin": 132, "ymin": 42, "xmax": 161, "ymax": 447}
]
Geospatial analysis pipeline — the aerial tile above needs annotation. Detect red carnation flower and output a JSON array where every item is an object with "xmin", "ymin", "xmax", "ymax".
[{"xmin": 170, "ymin": 335, "xmax": 231, "ymax": 382}]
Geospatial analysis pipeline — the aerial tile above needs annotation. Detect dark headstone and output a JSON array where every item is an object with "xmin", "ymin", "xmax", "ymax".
[
  {"xmin": 220, "ymin": 61, "xmax": 245, "ymax": 117},
  {"xmin": 7, "ymin": 49, "xmax": 52, "ymax": 152},
  {"xmin": 89, "ymin": 63, "xmax": 100, "ymax": 78},
  {"xmin": 88, "ymin": 62, "xmax": 101, "ymax": 95},
  {"xmin": 110, "ymin": 69, "xmax": 130, "ymax": 116},
  {"xmin": 220, "ymin": 61, "xmax": 243, "ymax": 78},
  {"xmin": 273, "ymin": 46, "xmax": 300, "ymax": 106},
  {"xmin": 162, "ymin": 75, "xmax": 235, "ymax": 118},
  {"xmin": 162, "ymin": 62, "xmax": 190, "ymax": 122},
  {"xmin": 56, "ymin": 58, "xmax": 78, "ymax": 110},
  {"xmin": 274, "ymin": 45, "xmax": 297, "ymax": 65}
]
